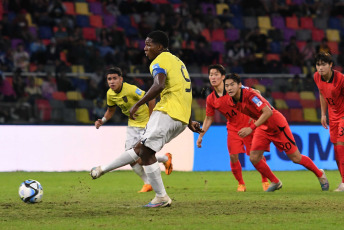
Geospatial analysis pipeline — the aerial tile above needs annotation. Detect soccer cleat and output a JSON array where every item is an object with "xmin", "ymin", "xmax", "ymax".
[
  {"xmin": 334, "ymin": 183, "xmax": 344, "ymax": 192},
  {"xmin": 90, "ymin": 166, "xmax": 104, "ymax": 179},
  {"xmin": 138, "ymin": 184, "xmax": 153, "ymax": 193},
  {"xmin": 143, "ymin": 195, "xmax": 172, "ymax": 208},
  {"xmin": 237, "ymin": 184, "xmax": 246, "ymax": 192},
  {"xmin": 262, "ymin": 182, "xmax": 270, "ymax": 191},
  {"xmin": 318, "ymin": 169, "xmax": 329, "ymax": 191},
  {"xmin": 265, "ymin": 180, "xmax": 282, "ymax": 192},
  {"xmin": 163, "ymin": 153, "xmax": 173, "ymax": 175}
]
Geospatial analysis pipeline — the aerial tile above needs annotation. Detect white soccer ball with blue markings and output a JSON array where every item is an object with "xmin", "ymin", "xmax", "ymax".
[{"xmin": 18, "ymin": 180, "xmax": 43, "ymax": 203}]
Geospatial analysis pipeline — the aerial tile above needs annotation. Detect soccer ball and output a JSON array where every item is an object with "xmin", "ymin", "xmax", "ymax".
[{"xmin": 18, "ymin": 180, "xmax": 43, "ymax": 203}]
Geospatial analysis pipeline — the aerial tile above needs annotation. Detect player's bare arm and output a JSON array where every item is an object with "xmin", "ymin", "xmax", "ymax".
[
  {"xmin": 148, "ymin": 98, "xmax": 156, "ymax": 116},
  {"xmin": 197, "ymin": 115, "xmax": 214, "ymax": 148},
  {"xmin": 129, "ymin": 73, "xmax": 166, "ymax": 120},
  {"xmin": 319, "ymin": 93, "xmax": 328, "ymax": 129},
  {"xmin": 188, "ymin": 116, "xmax": 203, "ymax": 134},
  {"xmin": 238, "ymin": 105, "xmax": 272, "ymax": 138},
  {"xmin": 95, "ymin": 106, "xmax": 116, "ymax": 129}
]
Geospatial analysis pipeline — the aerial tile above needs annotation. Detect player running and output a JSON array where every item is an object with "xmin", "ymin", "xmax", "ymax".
[
  {"xmin": 224, "ymin": 73, "xmax": 329, "ymax": 192},
  {"xmin": 197, "ymin": 64, "xmax": 269, "ymax": 192},
  {"xmin": 314, "ymin": 52, "xmax": 344, "ymax": 192},
  {"xmin": 91, "ymin": 67, "xmax": 173, "ymax": 193}
]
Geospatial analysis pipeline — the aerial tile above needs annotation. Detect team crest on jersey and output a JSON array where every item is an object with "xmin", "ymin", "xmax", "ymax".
[
  {"xmin": 135, "ymin": 88, "xmax": 142, "ymax": 95},
  {"xmin": 122, "ymin": 96, "xmax": 128, "ymax": 103},
  {"xmin": 152, "ymin": 63, "xmax": 160, "ymax": 69},
  {"xmin": 252, "ymin": 96, "xmax": 263, "ymax": 107}
]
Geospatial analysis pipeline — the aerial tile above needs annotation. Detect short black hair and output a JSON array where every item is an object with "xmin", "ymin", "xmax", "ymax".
[
  {"xmin": 224, "ymin": 73, "xmax": 241, "ymax": 84},
  {"xmin": 315, "ymin": 52, "xmax": 333, "ymax": 65},
  {"xmin": 105, "ymin": 67, "xmax": 122, "ymax": 77},
  {"xmin": 147, "ymin": 30, "xmax": 169, "ymax": 48},
  {"xmin": 208, "ymin": 64, "xmax": 226, "ymax": 75}
]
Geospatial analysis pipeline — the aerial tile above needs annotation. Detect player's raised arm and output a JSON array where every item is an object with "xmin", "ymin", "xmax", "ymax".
[
  {"xmin": 319, "ymin": 92, "xmax": 328, "ymax": 129},
  {"xmin": 95, "ymin": 106, "xmax": 116, "ymax": 129},
  {"xmin": 130, "ymin": 73, "xmax": 166, "ymax": 120},
  {"xmin": 196, "ymin": 115, "xmax": 214, "ymax": 148}
]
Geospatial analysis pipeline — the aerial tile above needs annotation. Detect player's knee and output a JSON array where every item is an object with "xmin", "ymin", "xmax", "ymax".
[{"xmin": 249, "ymin": 154, "xmax": 259, "ymax": 164}]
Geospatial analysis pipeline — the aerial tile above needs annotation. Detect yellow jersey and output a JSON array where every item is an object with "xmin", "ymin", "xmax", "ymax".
[
  {"xmin": 149, "ymin": 52, "xmax": 192, "ymax": 124},
  {"xmin": 106, "ymin": 82, "xmax": 149, "ymax": 128}
]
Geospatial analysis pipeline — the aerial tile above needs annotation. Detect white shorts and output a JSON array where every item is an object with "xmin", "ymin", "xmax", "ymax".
[
  {"xmin": 125, "ymin": 126, "xmax": 145, "ymax": 150},
  {"xmin": 141, "ymin": 111, "xmax": 187, "ymax": 152}
]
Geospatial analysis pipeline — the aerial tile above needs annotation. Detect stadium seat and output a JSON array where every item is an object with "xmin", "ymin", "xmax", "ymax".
[
  {"xmin": 328, "ymin": 17, "xmax": 341, "ymax": 30},
  {"xmin": 38, "ymin": 26, "xmax": 53, "ymax": 39},
  {"xmin": 75, "ymin": 2, "xmax": 90, "ymax": 15},
  {"xmin": 229, "ymin": 4, "xmax": 242, "ymax": 17},
  {"xmin": 266, "ymin": 54, "xmax": 281, "ymax": 61},
  {"xmin": 76, "ymin": 108, "xmax": 92, "ymax": 123},
  {"xmin": 312, "ymin": 29, "xmax": 325, "ymax": 42},
  {"xmin": 300, "ymin": 91, "xmax": 316, "ymax": 100},
  {"xmin": 89, "ymin": 2, "xmax": 102, "ymax": 15},
  {"xmin": 78, "ymin": 100, "xmax": 94, "ymax": 109},
  {"xmin": 313, "ymin": 17, "xmax": 327, "ymax": 30},
  {"xmin": 52, "ymin": 92, "xmax": 67, "ymax": 101},
  {"xmin": 300, "ymin": 99, "xmax": 316, "ymax": 108},
  {"xmin": 76, "ymin": 15, "xmax": 90, "ymax": 27},
  {"xmin": 230, "ymin": 17, "xmax": 244, "ymax": 29},
  {"xmin": 89, "ymin": 15, "xmax": 103, "ymax": 28},
  {"xmin": 272, "ymin": 16, "xmax": 285, "ymax": 29},
  {"xmin": 326, "ymin": 29, "xmax": 340, "ymax": 42},
  {"xmin": 244, "ymin": 17, "xmax": 257, "ymax": 30},
  {"xmin": 271, "ymin": 91, "xmax": 285, "ymax": 100},
  {"xmin": 201, "ymin": 28, "xmax": 211, "ymax": 42},
  {"xmin": 243, "ymin": 78, "xmax": 259, "ymax": 87},
  {"xmin": 274, "ymin": 99, "xmax": 288, "ymax": 109},
  {"xmin": 11, "ymin": 38, "xmax": 23, "ymax": 49},
  {"xmin": 286, "ymin": 16, "xmax": 299, "ymax": 29},
  {"xmin": 35, "ymin": 78, "xmax": 43, "ymax": 86},
  {"xmin": 300, "ymin": 17, "xmax": 314, "ymax": 29},
  {"xmin": 288, "ymin": 66, "xmax": 302, "ymax": 74},
  {"xmin": 283, "ymin": 28, "xmax": 296, "ymax": 41},
  {"xmin": 285, "ymin": 91, "xmax": 301, "ymax": 100},
  {"xmin": 211, "ymin": 28, "xmax": 225, "ymax": 41},
  {"xmin": 182, "ymin": 40, "xmax": 195, "ymax": 49},
  {"xmin": 252, "ymin": 84, "xmax": 266, "ymax": 94},
  {"xmin": 82, "ymin": 27, "xmax": 97, "ymax": 40},
  {"xmin": 36, "ymin": 99, "xmax": 52, "ymax": 121},
  {"xmin": 303, "ymin": 108, "xmax": 319, "ymax": 122},
  {"xmin": 216, "ymin": 3, "xmax": 229, "ymax": 15},
  {"xmin": 29, "ymin": 26, "xmax": 37, "ymax": 38},
  {"xmin": 62, "ymin": 2, "xmax": 76, "ymax": 15},
  {"xmin": 328, "ymin": 41, "xmax": 339, "ymax": 55},
  {"xmin": 279, "ymin": 109, "xmax": 290, "ymax": 121},
  {"xmin": 290, "ymin": 108, "xmax": 305, "ymax": 122},
  {"xmin": 258, "ymin": 16, "xmax": 271, "ymax": 29},
  {"xmin": 66, "ymin": 91, "xmax": 83, "ymax": 100},
  {"xmin": 211, "ymin": 41, "xmax": 225, "ymax": 54},
  {"xmin": 63, "ymin": 109, "xmax": 77, "ymax": 123},
  {"xmin": 50, "ymin": 99, "xmax": 65, "ymax": 122},
  {"xmin": 201, "ymin": 3, "xmax": 216, "ymax": 15},
  {"xmin": 268, "ymin": 29, "xmax": 283, "ymax": 41},
  {"xmin": 296, "ymin": 30, "xmax": 311, "ymax": 41},
  {"xmin": 286, "ymin": 99, "xmax": 302, "ymax": 108},
  {"xmin": 270, "ymin": 41, "xmax": 282, "ymax": 54},
  {"xmin": 225, "ymin": 29, "xmax": 240, "ymax": 41},
  {"xmin": 296, "ymin": 41, "xmax": 306, "ymax": 52},
  {"xmin": 103, "ymin": 15, "xmax": 116, "ymax": 28}
]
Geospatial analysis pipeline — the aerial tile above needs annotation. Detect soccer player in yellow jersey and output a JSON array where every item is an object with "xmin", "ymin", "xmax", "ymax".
[
  {"xmin": 90, "ymin": 67, "xmax": 173, "ymax": 193},
  {"xmin": 91, "ymin": 31, "xmax": 202, "ymax": 208}
]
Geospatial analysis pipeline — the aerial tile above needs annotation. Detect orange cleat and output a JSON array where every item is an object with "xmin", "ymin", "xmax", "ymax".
[
  {"xmin": 138, "ymin": 184, "xmax": 153, "ymax": 193},
  {"xmin": 262, "ymin": 182, "xmax": 270, "ymax": 191},
  {"xmin": 237, "ymin": 184, "xmax": 246, "ymax": 192},
  {"xmin": 163, "ymin": 153, "xmax": 173, "ymax": 175}
]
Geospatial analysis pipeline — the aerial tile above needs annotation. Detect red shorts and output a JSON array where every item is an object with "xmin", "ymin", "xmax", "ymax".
[
  {"xmin": 227, "ymin": 129, "xmax": 253, "ymax": 155},
  {"xmin": 329, "ymin": 118, "xmax": 344, "ymax": 143},
  {"xmin": 251, "ymin": 124, "xmax": 298, "ymax": 154}
]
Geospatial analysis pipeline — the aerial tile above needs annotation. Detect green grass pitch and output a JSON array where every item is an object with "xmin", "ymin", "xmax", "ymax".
[{"xmin": 1, "ymin": 170, "xmax": 344, "ymax": 230}]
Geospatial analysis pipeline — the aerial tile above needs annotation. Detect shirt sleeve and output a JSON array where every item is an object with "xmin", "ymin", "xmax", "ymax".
[
  {"xmin": 106, "ymin": 90, "xmax": 115, "ymax": 107},
  {"xmin": 205, "ymin": 95, "xmax": 215, "ymax": 116},
  {"xmin": 248, "ymin": 94, "xmax": 268, "ymax": 112}
]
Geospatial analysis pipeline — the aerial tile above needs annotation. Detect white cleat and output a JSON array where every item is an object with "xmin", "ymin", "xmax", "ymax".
[
  {"xmin": 143, "ymin": 194, "xmax": 172, "ymax": 208},
  {"xmin": 265, "ymin": 180, "xmax": 282, "ymax": 192},
  {"xmin": 90, "ymin": 166, "xmax": 104, "ymax": 179},
  {"xmin": 318, "ymin": 169, "xmax": 329, "ymax": 191},
  {"xmin": 334, "ymin": 183, "xmax": 344, "ymax": 192}
]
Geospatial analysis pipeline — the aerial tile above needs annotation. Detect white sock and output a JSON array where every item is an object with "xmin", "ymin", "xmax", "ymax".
[
  {"xmin": 143, "ymin": 162, "xmax": 167, "ymax": 197},
  {"xmin": 101, "ymin": 149, "xmax": 139, "ymax": 173},
  {"xmin": 131, "ymin": 164, "xmax": 149, "ymax": 184},
  {"xmin": 156, "ymin": 155, "xmax": 168, "ymax": 163}
]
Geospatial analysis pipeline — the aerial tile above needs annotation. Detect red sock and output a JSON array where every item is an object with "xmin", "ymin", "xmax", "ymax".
[
  {"xmin": 260, "ymin": 157, "xmax": 269, "ymax": 183},
  {"xmin": 334, "ymin": 145, "xmax": 341, "ymax": 179},
  {"xmin": 336, "ymin": 145, "xmax": 344, "ymax": 183},
  {"xmin": 299, "ymin": 155, "xmax": 322, "ymax": 177},
  {"xmin": 230, "ymin": 161, "xmax": 245, "ymax": 185},
  {"xmin": 253, "ymin": 159, "xmax": 279, "ymax": 183}
]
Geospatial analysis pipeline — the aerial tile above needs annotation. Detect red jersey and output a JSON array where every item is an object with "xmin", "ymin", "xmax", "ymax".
[
  {"xmin": 314, "ymin": 70, "xmax": 344, "ymax": 122},
  {"xmin": 206, "ymin": 88, "xmax": 250, "ymax": 131},
  {"xmin": 227, "ymin": 87, "xmax": 288, "ymax": 134}
]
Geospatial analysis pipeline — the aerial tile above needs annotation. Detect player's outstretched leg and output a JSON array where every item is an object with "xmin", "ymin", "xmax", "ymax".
[
  {"xmin": 261, "ymin": 156, "xmax": 270, "ymax": 191},
  {"xmin": 318, "ymin": 169, "xmax": 329, "ymax": 191},
  {"xmin": 159, "ymin": 153, "xmax": 173, "ymax": 175},
  {"xmin": 90, "ymin": 148, "xmax": 139, "ymax": 179},
  {"xmin": 265, "ymin": 181, "xmax": 283, "ymax": 192}
]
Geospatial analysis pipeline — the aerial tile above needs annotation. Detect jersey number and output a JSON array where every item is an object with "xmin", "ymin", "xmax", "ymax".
[
  {"xmin": 181, "ymin": 65, "xmax": 191, "ymax": 92},
  {"xmin": 226, "ymin": 110, "xmax": 237, "ymax": 119},
  {"xmin": 326, "ymin": 98, "xmax": 335, "ymax": 105}
]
